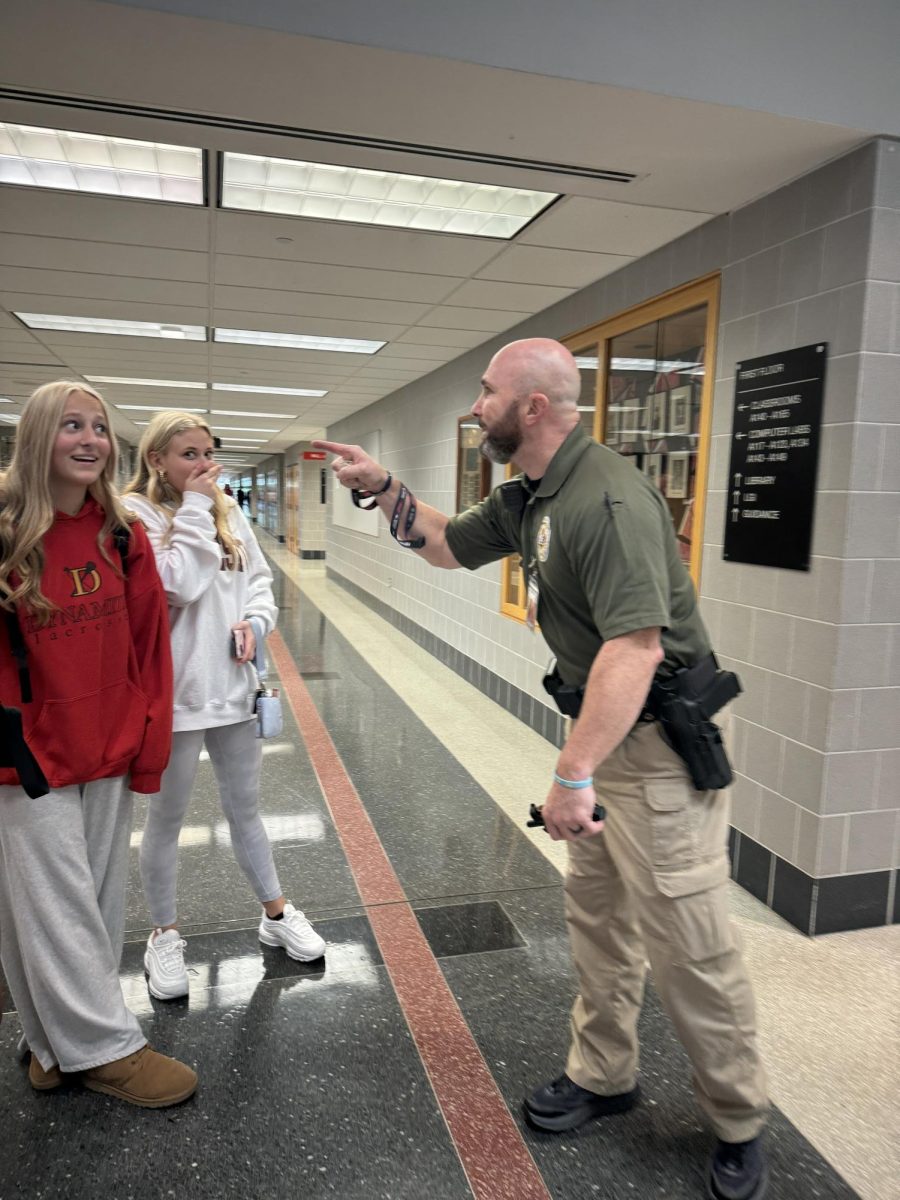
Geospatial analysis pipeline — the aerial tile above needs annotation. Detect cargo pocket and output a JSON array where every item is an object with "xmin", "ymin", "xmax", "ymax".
[
  {"xmin": 649, "ymin": 859, "xmax": 734, "ymax": 963},
  {"xmin": 643, "ymin": 778, "xmax": 698, "ymax": 869}
]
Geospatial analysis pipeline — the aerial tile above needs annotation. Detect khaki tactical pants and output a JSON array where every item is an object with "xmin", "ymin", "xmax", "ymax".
[{"xmin": 564, "ymin": 717, "xmax": 769, "ymax": 1143}]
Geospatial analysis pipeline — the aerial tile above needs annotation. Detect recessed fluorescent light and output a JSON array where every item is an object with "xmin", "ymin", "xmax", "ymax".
[
  {"xmin": 219, "ymin": 436, "xmax": 269, "ymax": 443},
  {"xmin": 0, "ymin": 397, "xmax": 13, "ymax": 403},
  {"xmin": 210, "ymin": 426, "xmax": 279, "ymax": 434},
  {"xmin": 209, "ymin": 409, "xmax": 296, "ymax": 419},
  {"xmin": 15, "ymin": 313, "xmax": 206, "ymax": 340},
  {"xmin": 211, "ymin": 383, "xmax": 327, "ymax": 397},
  {"xmin": 85, "ymin": 375, "xmax": 207, "ymax": 389},
  {"xmin": 214, "ymin": 328, "xmax": 383, "ymax": 354},
  {"xmin": 117, "ymin": 404, "xmax": 208, "ymax": 414},
  {"xmin": 0, "ymin": 413, "xmax": 21, "ymax": 423},
  {"xmin": 0, "ymin": 123, "xmax": 203, "ymax": 204},
  {"xmin": 221, "ymin": 152, "xmax": 557, "ymax": 239}
]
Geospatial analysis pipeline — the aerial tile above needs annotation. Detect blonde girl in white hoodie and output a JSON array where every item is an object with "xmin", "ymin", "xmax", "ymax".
[{"xmin": 125, "ymin": 412, "xmax": 325, "ymax": 1000}]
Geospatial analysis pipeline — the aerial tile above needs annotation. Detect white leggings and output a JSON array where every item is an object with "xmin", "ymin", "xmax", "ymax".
[{"xmin": 139, "ymin": 720, "xmax": 282, "ymax": 928}]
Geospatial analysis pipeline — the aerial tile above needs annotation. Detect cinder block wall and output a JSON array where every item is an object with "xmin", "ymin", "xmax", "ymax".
[
  {"xmin": 702, "ymin": 139, "xmax": 899, "ymax": 933},
  {"xmin": 323, "ymin": 139, "xmax": 899, "ymax": 934}
]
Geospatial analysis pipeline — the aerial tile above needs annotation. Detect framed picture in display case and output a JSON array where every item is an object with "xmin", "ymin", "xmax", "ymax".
[
  {"xmin": 644, "ymin": 453, "xmax": 663, "ymax": 489},
  {"xmin": 669, "ymin": 385, "xmax": 692, "ymax": 435},
  {"xmin": 649, "ymin": 390, "xmax": 668, "ymax": 437},
  {"xmin": 667, "ymin": 451, "xmax": 690, "ymax": 499},
  {"xmin": 456, "ymin": 416, "xmax": 491, "ymax": 513}
]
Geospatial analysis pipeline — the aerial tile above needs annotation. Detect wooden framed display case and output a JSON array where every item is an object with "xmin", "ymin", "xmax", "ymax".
[{"xmin": 456, "ymin": 415, "xmax": 492, "ymax": 513}]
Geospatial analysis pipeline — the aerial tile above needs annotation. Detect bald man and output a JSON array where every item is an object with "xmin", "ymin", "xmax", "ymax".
[{"xmin": 316, "ymin": 339, "xmax": 769, "ymax": 1200}]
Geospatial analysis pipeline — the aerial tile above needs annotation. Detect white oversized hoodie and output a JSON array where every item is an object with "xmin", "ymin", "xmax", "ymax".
[{"xmin": 125, "ymin": 492, "xmax": 278, "ymax": 732}]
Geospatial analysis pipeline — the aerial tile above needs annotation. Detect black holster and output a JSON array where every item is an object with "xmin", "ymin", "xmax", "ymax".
[
  {"xmin": 0, "ymin": 705, "xmax": 50, "ymax": 799},
  {"xmin": 542, "ymin": 666, "xmax": 584, "ymax": 718},
  {"xmin": 646, "ymin": 655, "xmax": 741, "ymax": 791}
]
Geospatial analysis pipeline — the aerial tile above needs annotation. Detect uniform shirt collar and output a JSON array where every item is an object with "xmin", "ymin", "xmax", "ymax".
[{"xmin": 531, "ymin": 425, "xmax": 593, "ymax": 499}]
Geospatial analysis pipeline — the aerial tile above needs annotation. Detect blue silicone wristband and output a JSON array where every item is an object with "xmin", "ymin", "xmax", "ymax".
[{"xmin": 553, "ymin": 772, "xmax": 594, "ymax": 790}]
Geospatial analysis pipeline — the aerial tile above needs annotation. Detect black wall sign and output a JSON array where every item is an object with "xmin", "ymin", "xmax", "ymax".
[{"xmin": 723, "ymin": 343, "xmax": 827, "ymax": 571}]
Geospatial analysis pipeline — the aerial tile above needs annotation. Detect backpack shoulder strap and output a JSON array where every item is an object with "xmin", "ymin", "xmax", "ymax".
[
  {"xmin": 0, "ymin": 504, "xmax": 31, "ymax": 703},
  {"xmin": 113, "ymin": 525, "xmax": 130, "ymax": 573}
]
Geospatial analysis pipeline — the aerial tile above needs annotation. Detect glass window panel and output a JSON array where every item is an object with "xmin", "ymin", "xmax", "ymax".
[
  {"xmin": 603, "ymin": 305, "xmax": 706, "ymax": 567},
  {"xmin": 571, "ymin": 342, "xmax": 599, "ymax": 438}
]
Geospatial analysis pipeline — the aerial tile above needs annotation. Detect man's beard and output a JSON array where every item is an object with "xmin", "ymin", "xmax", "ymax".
[{"xmin": 480, "ymin": 407, "xmax": 522, "ymax": 464}]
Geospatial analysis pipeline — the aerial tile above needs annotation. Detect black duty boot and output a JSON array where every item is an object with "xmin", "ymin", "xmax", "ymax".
[
  {"xmin": 707, "ymin": 1135, "xmax": 768, "ymax": 1200},
  {"xmin": 523, "ymin": 1073, "xmax": 640, "ymax": 1132}
]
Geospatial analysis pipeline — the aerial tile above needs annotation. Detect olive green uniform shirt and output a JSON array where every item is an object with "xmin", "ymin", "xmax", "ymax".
[{"xmin": 444, "ymin": 426, "xmax": 710, "ymax": 688}]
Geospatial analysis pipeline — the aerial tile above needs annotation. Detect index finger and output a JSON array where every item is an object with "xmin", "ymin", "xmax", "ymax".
[{"xmin": 312, "ymin": 440, "xmax": 354, "ymax": 457}]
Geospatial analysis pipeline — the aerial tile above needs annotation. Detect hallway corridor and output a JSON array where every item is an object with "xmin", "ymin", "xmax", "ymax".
[{"xmin": 1, "ymin": 548, "xmax": 896, "ymax": 1200}]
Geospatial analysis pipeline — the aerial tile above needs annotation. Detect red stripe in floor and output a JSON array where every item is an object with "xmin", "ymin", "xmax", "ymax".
[{"xmin": 269, "ymin": 631, "xmax": 551, "ymax": 1200}]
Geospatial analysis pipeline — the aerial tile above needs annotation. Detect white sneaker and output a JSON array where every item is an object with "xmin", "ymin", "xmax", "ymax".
[
  {"xmin": 144, "ymin": 929, "xmax": 189, "ymax": 1000},
  {"xmin": 258, "ymin": 903, "xmax": 326, "ymax": 962}
]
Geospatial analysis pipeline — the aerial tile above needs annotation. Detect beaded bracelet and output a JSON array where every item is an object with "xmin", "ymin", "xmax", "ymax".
[{"xmin": 553, "ymin": 772, "xmax": 594, "ymax": 790}]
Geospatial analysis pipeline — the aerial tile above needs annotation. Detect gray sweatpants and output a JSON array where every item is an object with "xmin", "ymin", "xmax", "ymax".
[
  {"xmin": 0, "ymin": 776, "xmax": 145, "ymax": 1072},
  {"xmin": 139, "ymin": 720, "xmax": 281, "ymax": 928}
]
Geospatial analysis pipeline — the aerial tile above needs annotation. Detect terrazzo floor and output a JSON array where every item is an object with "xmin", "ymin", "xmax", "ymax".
[{"xmin": 1, "ymin": 546, "xmax": 897, "ymax": 1200}]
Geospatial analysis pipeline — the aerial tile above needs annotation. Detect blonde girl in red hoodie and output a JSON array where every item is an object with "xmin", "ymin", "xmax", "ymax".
[{"xmin": 0, "ymin": 380, "xmax": 196, "ymax": 1108}]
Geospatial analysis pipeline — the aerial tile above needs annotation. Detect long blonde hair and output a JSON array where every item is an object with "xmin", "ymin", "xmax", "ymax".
[
  {"xmin": 0, "ymin": 380, "xmax": 134, "ymax": 622},
  {"xmin": 124, "ymin": 411, "xmax": 242, "ymax": 568}
]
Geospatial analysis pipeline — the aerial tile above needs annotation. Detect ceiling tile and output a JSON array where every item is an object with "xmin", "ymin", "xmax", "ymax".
[
  {"xmin": 441, "ymin": 278, "xmax": 574, "ymax": 310},
  {"xmin": 376, "ymin": 343, "xmax": 455, "ymax": 362},
  {"xmin": 213, "ymin": 286, "xmax": 428, "ymax": 326},
  {"xmin": 1, "ymin": 294, "xmax": 208, "ymax": 326},
  {"xmin": 476, "ymin": 244, "xmax": 633, "ymax": 287},
  {"xmin": 2, "ymin": 267, "xmax": 209, "ymax": 307},
  {"xmin": 214, "ymin": 210, "xmax": 503, "ymax": 275},
  {"xmin": 210, "ymin": 307, "xmax": 404, "ymax": 341},
  {"xmin": 519, "ymin": 195, "xmax": 713, "ymax": 255},
  {"xmin": 214, "ymin": 255, "xmax": 460, "ymax": 304},
  {"xmin": 0, "ymin": 234, "xmax": 208, "ymax": 282},
  {"xmin": 0, "ymin": 188, "xmax": 210, "ymax": 250},
  {"xmin": 394, "ymin": 327, "xmax": 488, "ymax": 349},
  {"xmin": 417, "ymin": 306, "xmax": 530, "ymax": 332}
]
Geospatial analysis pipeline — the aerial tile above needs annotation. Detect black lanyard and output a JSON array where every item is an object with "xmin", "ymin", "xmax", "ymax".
[{"xmin": 351, "ymin": 483, "xmax": 425, "ymax": 550}]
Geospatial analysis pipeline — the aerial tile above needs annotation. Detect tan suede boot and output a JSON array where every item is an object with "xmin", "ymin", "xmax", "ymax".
[
  {"xmin": 28, "ymin": 1054, "xmax": 63, "ymax": 1091},
  {"xmin": 83, "ymin": 1045, "xmax": 197, "ymax": 1108}
]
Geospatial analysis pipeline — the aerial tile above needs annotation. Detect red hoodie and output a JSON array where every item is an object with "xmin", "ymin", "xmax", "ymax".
[{"xmin": 0, "ymin": 498, "xmax": 173, "ymax": 793}]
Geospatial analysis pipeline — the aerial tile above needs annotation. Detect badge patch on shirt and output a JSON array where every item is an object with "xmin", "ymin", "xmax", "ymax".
[{"xmin": 536, "ymin": 515, "xmax": 551, "ymax": 562}]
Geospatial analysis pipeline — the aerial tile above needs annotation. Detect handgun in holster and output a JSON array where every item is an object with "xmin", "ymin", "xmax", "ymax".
[
  {"xmin": 646, "ymin": 654, "xmax": 741, "ymax": 791},
  {"xmin": 542, "ymin": 665, "xmax": 585, "ymax": 718}
]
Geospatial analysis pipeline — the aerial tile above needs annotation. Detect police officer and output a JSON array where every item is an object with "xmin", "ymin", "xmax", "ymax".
[{"xmin": 316, "ymin": 338, "xmax": 769, "ymax": 1200}]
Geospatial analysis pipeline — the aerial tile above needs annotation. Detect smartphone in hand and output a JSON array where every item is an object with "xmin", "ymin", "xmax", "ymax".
[{"xmin": 231, "ymin": 628, "xmax": 245, "ymax": 659}]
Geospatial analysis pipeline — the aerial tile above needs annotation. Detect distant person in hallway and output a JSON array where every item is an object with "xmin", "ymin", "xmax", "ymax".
[
  {"xmin": 237, "ymin": 486, "xmax": 247, "ymax": 511},
  {"xmin": 125, "ymin": 413, "xmax": 325, "ymax": 1002},
  {"xmin": 0, "ymin": 380, "xmax": 196, "ymax": 1108},
  {"xmin": 316, "ymin": 338, "xmax": 770, "ymax": 1200},
  {"xmin": 223, "ymin": 482, "xmax": 233, "ymax": 498}
]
